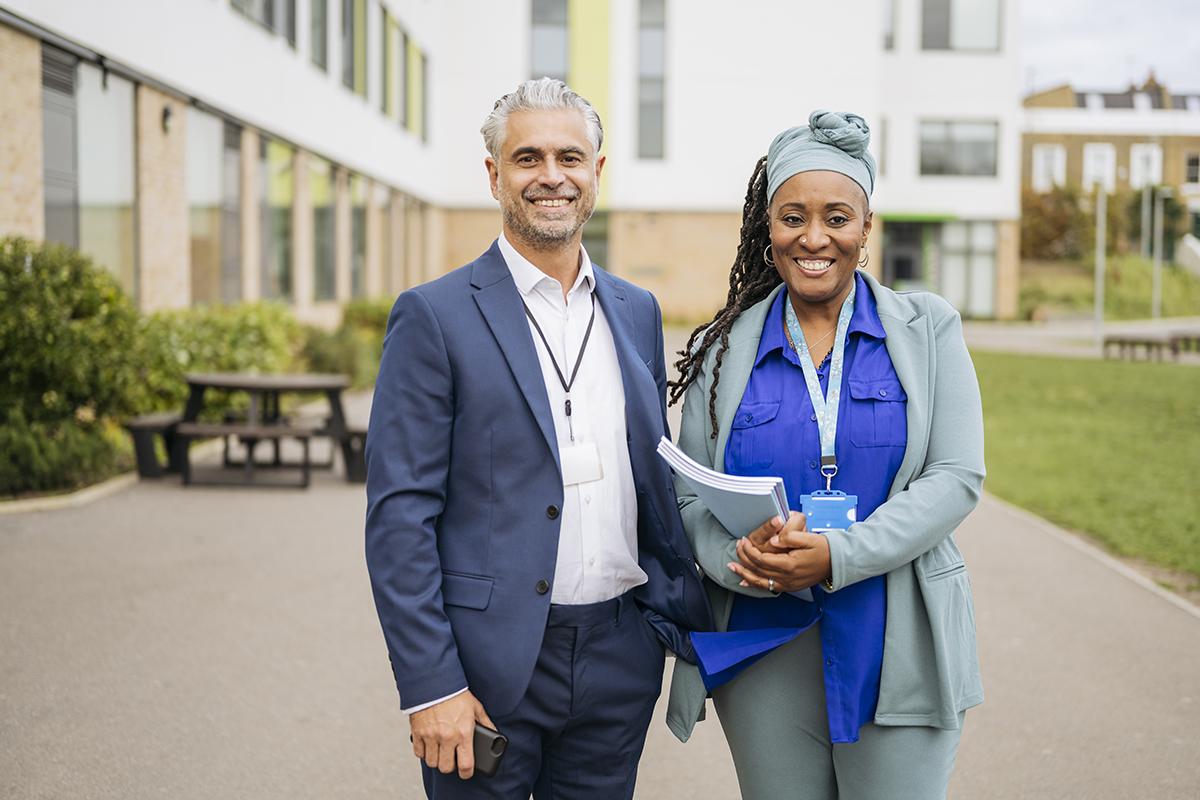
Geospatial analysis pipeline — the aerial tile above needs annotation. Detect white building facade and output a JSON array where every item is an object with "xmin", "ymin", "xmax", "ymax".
[{"xmin": 0, "ymin": 0, "xmax": 1022, "ymax": 321}]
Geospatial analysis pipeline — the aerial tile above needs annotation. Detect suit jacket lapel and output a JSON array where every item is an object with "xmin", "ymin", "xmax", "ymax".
[{"xmin": 471, "ymin": 243, "xmax": 560, "ymax": 469}]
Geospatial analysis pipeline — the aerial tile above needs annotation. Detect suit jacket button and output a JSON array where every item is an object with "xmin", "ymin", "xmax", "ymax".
[
  {"xmin": 546, "ymin": 505, "xmax": 559, "ymax": 520},
  {"xmin": 535, "ymin": 579, "xmax": 550, "ymax": 594}
]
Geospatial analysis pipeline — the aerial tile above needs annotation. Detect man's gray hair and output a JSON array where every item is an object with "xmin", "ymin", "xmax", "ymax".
[{"xmin": 480, "ymin": 77, "xmax": 604, "ymax": 160}]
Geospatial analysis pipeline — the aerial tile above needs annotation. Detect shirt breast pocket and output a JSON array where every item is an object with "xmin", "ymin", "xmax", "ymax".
[
  {"xmin": 728, "ymin": 400, "xmax": 781, "ymax": 470},
  {"xmin": 847, "ymin": 378, "xmax": 907, "ymax": 448}
]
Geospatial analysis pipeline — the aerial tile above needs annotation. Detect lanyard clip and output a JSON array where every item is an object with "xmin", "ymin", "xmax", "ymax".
[{"xmin": 820, "ymin": 459, "xmax": 838, "ymax": 492}]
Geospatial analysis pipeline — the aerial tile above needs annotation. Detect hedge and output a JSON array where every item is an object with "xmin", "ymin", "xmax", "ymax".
[{"xmin": 0, "ymin": 236, "xmax": 391, "ymax": 497}]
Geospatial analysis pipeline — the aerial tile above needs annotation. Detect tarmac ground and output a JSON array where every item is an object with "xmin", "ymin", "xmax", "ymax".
[{"xmin": 3, "ymin": 320, "xmax": 1199, "ymax": 798}]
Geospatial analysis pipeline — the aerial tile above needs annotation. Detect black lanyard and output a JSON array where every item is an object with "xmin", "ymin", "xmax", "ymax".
[{"xmin": 522, "ymin": 291, "xmax": 596, "ymax": 442}]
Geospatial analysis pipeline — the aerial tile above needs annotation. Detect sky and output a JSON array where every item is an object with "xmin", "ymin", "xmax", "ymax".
[{"xmin": 1021, "ymin": 0, "xmax": 1200, "ymax": 94}]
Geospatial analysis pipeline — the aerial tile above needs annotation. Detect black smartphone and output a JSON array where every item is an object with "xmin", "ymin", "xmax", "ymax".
[
  {"xmin": 410, "ymin": 724, "xmax": 508, "ymax": 779},
  {"xmin": 472, "ymin": 723, "xmax": 508, "ymax": 778}
]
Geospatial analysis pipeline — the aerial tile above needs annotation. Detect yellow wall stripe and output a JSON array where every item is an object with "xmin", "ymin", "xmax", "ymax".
[{"xmin": 568, "ymin": 0, "xmax": 610, "ymax": 207}]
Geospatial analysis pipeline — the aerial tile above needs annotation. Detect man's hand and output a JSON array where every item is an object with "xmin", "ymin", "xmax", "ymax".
[
  {"xmin": 728, "ymin": 512, "xmax": 832, "ymax": 593},
  {"xmin": 410, "ymin": 691, "xmax": 495, "ymax": 780}
]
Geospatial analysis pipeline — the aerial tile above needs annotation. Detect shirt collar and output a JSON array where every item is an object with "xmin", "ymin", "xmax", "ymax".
[
  {"xmin": 755, "ymin": 271, "xmax": 886, "ymax": 367},
  {"xmin": 497, "ymin": 232, "xmax": 595, "ymax": 298}
]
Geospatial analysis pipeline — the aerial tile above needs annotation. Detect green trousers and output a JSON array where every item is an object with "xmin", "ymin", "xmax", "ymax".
[{"xmin": 712, "ymin": 625, "xmax": 964, "ymax": 800}]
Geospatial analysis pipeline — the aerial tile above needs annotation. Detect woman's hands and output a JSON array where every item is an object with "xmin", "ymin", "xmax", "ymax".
[{"xmin": 727, "ymin": 511, "xmax": 832, "ymax": 594}]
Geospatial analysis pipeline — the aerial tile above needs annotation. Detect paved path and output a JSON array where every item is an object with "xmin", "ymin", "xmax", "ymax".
[
  {"xmin": 2, "ymin": 387, "xmax": 1198, "ymax": 798},
  {"xmin": 962, "ymin": 315, "xmax": 1200, "ymax": 362}
]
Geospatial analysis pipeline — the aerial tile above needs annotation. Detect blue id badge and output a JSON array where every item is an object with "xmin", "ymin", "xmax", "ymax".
[{"xmin": 800, "ymin": 490, "xmax": 858, "ymax": 532}]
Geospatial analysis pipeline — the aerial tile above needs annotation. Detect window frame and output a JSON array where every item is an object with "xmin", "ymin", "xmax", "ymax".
[
  {"xmin": 921, "ymin": 0, "xmax": 1003, "ymax": 53},
  {"xmin": 919, "ymin": 119, "xmax": 999, "ymax": 177}
]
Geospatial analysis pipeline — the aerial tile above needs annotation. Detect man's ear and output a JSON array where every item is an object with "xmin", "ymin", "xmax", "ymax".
[
  {"xmin": 486, "ymin": 157, "xmax": 500, "ymax": 200},
  {"xmin": 594, "ymin": 154, "xmax": 606, "ymax": 181}
]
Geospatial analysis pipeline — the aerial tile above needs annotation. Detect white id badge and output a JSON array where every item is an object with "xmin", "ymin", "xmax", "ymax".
[{"xmin": 560, "ymin": 440, "xmax": 604, "ymax": 486}]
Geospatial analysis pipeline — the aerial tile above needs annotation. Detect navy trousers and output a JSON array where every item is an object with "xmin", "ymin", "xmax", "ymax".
[{"xmin": 422, "ymin": 592, "xmax": 666, "ymax": 799}]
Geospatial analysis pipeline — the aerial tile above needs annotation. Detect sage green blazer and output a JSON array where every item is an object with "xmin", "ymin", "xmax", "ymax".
[{"xmin": 665, "ymin": 271, "xmax": 985, "ymax": 742}]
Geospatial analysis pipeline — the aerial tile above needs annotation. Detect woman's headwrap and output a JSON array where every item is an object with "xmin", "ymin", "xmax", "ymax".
[{"xmin": 766, "ymin": 110, "xmax": 877, "ymax": 203}]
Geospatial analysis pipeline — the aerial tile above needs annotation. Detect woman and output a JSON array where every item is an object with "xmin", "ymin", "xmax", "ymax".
[{"xmin": 663, "ymin": 111, "xmax": 985, "ymax": 799}]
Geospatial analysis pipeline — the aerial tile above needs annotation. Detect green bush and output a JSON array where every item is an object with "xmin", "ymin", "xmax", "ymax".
[
  {"xmin": 0, "ymin": 237, "xmax": 145, "ymax": 425},
  {"xmin": 137, "ymin": 302, "xmax": 302, "ymax": 415},
  {"xmin": 298, "ymin": 297, "xmax": 391, "ymax": 388},
  {"xmin": 341, "ymin": 297, "xmax": 393, "ymax": 334},
  {"xmin": 1018, "ymin": 256, "xmax": 1200, "ymax": 320},
  {"xmin": 0, "ymin": 410, "xmax": 131, "ymax": 495},
  {"xmin": 1020, "ymin": 186, "xmax": 1134, "ymax": 261}
]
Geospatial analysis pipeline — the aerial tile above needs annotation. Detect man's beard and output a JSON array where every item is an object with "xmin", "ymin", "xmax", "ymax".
[{"xmin": 499, "ymin": 187, "xmax": 595, "ymax": 250}]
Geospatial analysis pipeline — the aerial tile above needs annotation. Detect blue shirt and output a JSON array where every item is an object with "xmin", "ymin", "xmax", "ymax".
[{"xmin": 696, "ymin": 273, "xmax": 907, "ymax": 744}]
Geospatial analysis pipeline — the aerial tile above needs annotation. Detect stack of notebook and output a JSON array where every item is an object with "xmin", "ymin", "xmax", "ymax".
[
  {"xmin": 656, "ymin": 436, "xmax": 813, "ymax": 602},
  {"xmin": 655, "ymin": 436, "xmax": 788, "ymax": 538}
]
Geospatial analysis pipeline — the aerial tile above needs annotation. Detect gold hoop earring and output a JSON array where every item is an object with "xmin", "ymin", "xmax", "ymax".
[
  {"xmin": 763, "ymin": 244, "xmax": 776, "ymax": 267},
  {"xmin": 858, "ymin": 244, "xmax": 870, "ymax": 269}
]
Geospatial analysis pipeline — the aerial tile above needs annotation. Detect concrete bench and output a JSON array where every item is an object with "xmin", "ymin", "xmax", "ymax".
[
  {"xmin": 175, "ymin": 422, "xmax": 313, "ymax": 488},
  {"xmin": 123, "ymin": 412, "xmax": 182, "ymax": 478}
]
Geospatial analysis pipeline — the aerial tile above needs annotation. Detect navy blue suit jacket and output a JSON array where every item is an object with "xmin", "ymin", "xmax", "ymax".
[{"xmin": 365, "ymin": 241, "xmax": 713, "ymax": 717}]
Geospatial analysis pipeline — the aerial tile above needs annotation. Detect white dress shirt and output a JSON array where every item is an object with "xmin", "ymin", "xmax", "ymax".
[
  {"xmin": 498, "ymin": 233, "xmax": 647, "ymax": 605},
  {"xmin": 403, "ymin": 235, "xmax": 648, "ymax": 715}
]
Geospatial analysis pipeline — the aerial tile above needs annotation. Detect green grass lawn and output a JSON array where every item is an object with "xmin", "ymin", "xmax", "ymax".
[
  {"xmin": 973, "ymin": 351, "xmax": 1200, "ymax": 584},
  {"xmin": 1019, "ymin": 256, "xmax": 1200, "ymax": 320}
]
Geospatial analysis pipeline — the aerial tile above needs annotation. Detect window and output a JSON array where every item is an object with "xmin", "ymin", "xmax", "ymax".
[
  {"xmin": 187, "ymin": 108, "xmax": 242, "ymax": 304},
  {"xmin": 231, "ymin": 0, "xmax": 294, "ymax": 43},
  {"xmin": 382, "ymin": 16, "xmax": 407, "ymax": 125},
  {"xmin": 922, "ymin": 0, "xmax": 1000, "ymax": 51},
  {"xmin": 350, "ymin": 174, "xmax": 367, "ymax": 298},
  {"xmin": 397, "ymin": 28, "xmax": 408, "ymax": 127},
  {"xmin": 940, "ymin": 221, "xmax": 996, "ymax": 317},
  {"xmin": 582, "ymin": 212, "xmax": 609, "ymax": 270},
  {"xmin": 638, "ymin": 0, "xmax": 666, "ymax": 159},
  {"xmin": 342, "ymin": 0, "xmax": 367, "ymax": 97},
  {"xmin": 1129, "ymin": 143, "xmax": 1163, "ymax": 189},
  {"xmin": 376, "ymin": 183, "xmax": 395, "ymax": 295},
  {"xmin": 405, "ymin": 41, "xmax": 427, "ymax": 141},
  {"xmin": 41, "ymin": 47, "xmax": 137, "ymax": 296},
  {"xmin": 232, "ymin": 0, "xmax": 273, "ymax": 28},
  {"xmin": 1185, "ymin": 154, "xmax": 1200, "ymax": 185},
  {"xmin": 531, "ymin": 0, "xmax": 568, "ymax": 81},
  {"xmin": 260, "ymin": 138, "xmax": 294, "ymax": 300},
  {"xmin": 280, "ymin": 0, "xmax": 296, "ymax": 46},
  {"xmin": 381, "ymin": 5, "xmax": 391, "ymax": 115},
  {"xmin": 311, "ymin": 0, "xmax": 328, "ymax": 69},
  {"xmin": 420, "ymin": 51, "xmax": 429, "ymax": 142},
  {"xmin": 1082, "ymin": 143, "xmax": 1116, "ymax": 193},
  {"xmin": 1030, "ymin": 143, "xmax": 1065, "ymax": 193},
  {"xmin": 920, "ymin": 120, "xmax": 998, "ymax": 176},
  {"xmin": 310, "ymin": 155, "xmax": 335, "ymax": 302}
]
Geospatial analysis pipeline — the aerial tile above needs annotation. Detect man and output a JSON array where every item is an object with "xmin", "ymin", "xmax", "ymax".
[{"xmin": 365, "ymin": 78, "xmax": 712, "ymax": 799}]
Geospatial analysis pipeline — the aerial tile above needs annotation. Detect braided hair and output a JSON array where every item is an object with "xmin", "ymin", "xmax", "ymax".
[{"xmin": 666, "ymin": 155, "xmax": 782, "ymax": 437}]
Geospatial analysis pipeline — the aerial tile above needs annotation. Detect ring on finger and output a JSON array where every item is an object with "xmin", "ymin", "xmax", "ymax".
[{"xmin": 767, "ymin": 577, "xmax": 775, "ymax": 592}]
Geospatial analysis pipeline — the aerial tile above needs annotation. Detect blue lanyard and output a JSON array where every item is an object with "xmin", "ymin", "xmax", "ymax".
[{"xmin": 784, "ymin": 282, "xmax": 856, "ymax": 491}]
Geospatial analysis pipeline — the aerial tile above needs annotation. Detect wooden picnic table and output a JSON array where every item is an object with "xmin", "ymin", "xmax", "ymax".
[{"xmin": 176, "ymin": 372, "xmax": 360, "ymax": 487}]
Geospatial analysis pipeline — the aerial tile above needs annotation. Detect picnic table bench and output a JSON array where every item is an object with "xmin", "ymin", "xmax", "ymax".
[
  {"xmin": 176, "ymin": 421, "xmax": 314, "ymax": 488},
  {"xmin": 1102, "ymin": 334, "xmax": 1178, "ymax": 362},
  {"xmin": 173, "ymin": 372, "xmax": 358, "ymax": 488},
  {"xmin": 123, "ymin": 411, "xmax": 183, "ymax": 478}
]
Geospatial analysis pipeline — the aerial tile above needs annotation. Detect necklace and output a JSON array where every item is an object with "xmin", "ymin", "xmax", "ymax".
[{"xmin": 785, "ymin": 323, "xmax": 835, "ymax": 355}]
